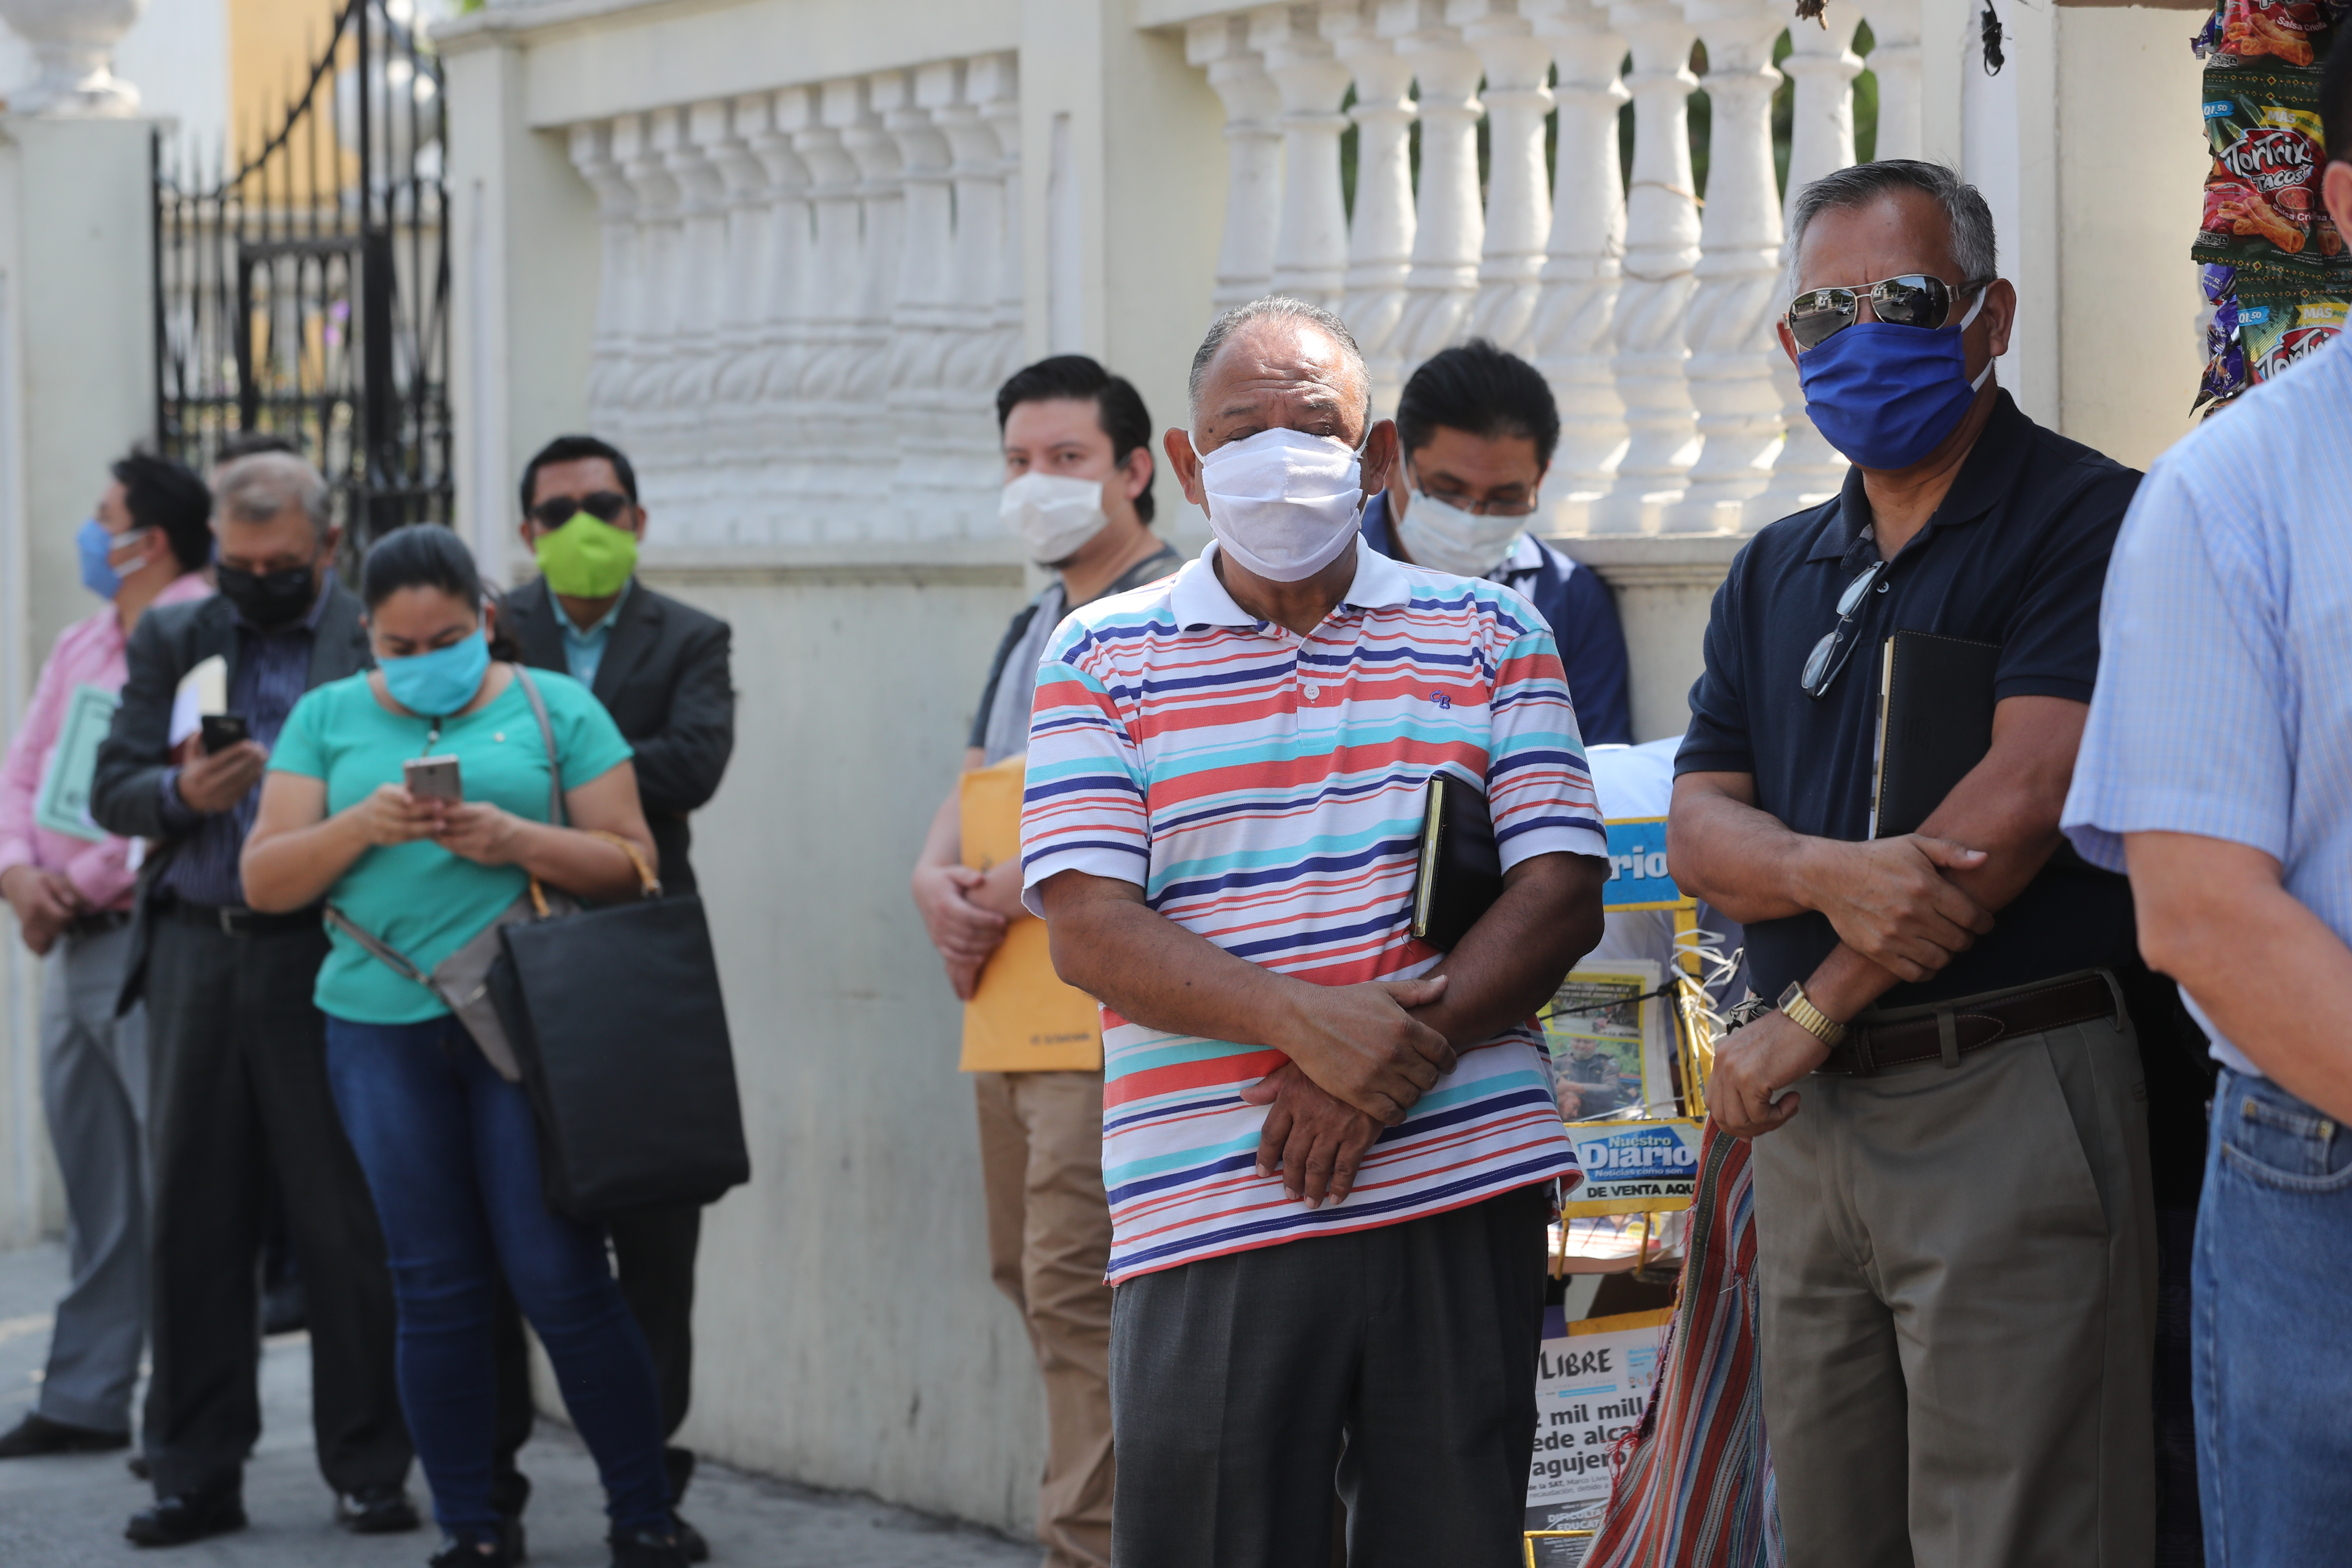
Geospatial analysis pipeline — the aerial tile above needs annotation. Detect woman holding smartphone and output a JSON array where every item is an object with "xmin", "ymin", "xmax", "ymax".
[{"xmin": 242, "ymin": 525, "xmax": 683, "ymax": 1568}]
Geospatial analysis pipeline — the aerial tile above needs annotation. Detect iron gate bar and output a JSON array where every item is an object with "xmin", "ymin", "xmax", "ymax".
[{"xmin": 151, "ymin": 0, "xmax": 451, "ymax": 551}]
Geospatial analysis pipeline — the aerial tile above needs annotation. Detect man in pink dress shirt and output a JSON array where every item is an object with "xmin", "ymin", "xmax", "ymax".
[{"xmin": 0, "ymin": 453, "xmax": 212, "ymax": 1458}]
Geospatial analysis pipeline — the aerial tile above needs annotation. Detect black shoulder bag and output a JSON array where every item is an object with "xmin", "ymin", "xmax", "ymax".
[{"xmin": 481, "ymin": 667, "xmax": 750, "ymax": 1219}]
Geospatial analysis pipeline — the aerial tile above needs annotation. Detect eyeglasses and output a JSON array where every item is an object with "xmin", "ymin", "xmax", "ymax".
[
  {"xmin": 1415, "ymin": 484, "xmax": 1538, "ymax": 519},
  {"xmin": 1784, "ymin": 275, "xmax": 1994, "ymax": 351},
  {"xmin": 526, "ymin": 490, "xmax": 631, "ymax": 530},
  {"xmin": 1800, "ymin": 560, "xmax": 1888, "ymax": 698}
]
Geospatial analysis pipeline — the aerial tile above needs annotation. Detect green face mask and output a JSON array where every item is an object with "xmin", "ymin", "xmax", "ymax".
[{"xmin": 534, "ymin": 512, "xmax": 639, "ymax": 598}]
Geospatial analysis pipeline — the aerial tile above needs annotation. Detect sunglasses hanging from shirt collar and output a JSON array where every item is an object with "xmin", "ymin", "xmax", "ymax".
[{"xmin": 1800, "ymin": 560, "xmax": 1890, "ymax": 698}]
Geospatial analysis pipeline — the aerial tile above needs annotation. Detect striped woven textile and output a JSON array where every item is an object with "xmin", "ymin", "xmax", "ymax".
[
  {"xmin": 1018, "ymin": 540, "xmax": 1603, "ymax": 1283},
  {"xmin": 1585, "ymin": 1124, "xmax": 1784, "ymax": 1568}
]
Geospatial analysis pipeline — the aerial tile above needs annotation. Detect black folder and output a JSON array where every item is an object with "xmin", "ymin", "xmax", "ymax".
[
  {"xmin": 1410, "ymin": 772, "xmax": 1506, "ymax": 950},
  {"xmin": 1870, "ymin": 630, "xmax": 2001, "ymax": 839}
]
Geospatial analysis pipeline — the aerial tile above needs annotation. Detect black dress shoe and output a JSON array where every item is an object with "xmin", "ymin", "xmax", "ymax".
[
  {"xmin": 431, "ymin": 1533, "xmax": 521, "ymax": 1568},
  {"xmin": 126, "ymin": 1487, "xmax": 248, "ymax": 1547},
  {"xmin": 337, "ymin": 1483, "xmax": 422, "ymax": 1534},
  {"xmin": 0, "ymin": 1412, "xmax": 130, "ymax": 1458},
  {"xmin": 607, "ymin": 1527, "xmax": 690, "ymax": 1568},
  {"xmin": 675, "ymin": 1515, "xmax": 710, "ymax": 1563}
]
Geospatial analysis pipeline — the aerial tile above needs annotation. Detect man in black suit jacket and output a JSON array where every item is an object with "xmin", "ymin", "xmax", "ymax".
[
  {"xmin": 90, "ymin": 452, "xmax": 412, "ymax": 1547},
  {"xmin": 489, "ymin": 435, "xmax": 735, "ymax": 1558}
]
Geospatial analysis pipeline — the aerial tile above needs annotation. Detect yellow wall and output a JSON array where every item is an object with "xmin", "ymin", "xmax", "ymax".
[{"xmin": 226, "ymin": 0, "xmax": 341, "ymax": 160}]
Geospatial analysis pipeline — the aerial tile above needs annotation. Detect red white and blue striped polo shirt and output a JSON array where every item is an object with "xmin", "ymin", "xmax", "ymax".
[{"xmin": 1020, "ymin": 539, "xmax": 1604, "ymax": 1283}]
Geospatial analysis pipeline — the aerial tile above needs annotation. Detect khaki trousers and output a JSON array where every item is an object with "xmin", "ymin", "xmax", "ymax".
[
  {"xmin": 1750, "ymin": 1001, "xmax": 2156, "ymax": 1568},
  {"xmin": 975, "ymin": 1070, "xmax": 1116, "ymax": 1568}
]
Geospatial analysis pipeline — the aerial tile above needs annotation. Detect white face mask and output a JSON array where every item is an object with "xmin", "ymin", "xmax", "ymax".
[
  {"xmin": 999, "ymin": 471, "xmax": 1110, "ymax": 565},
  {"xmin": 1393, "ymin": 487, "xmax": 1529, "ymax": 580},
  {"xmin": 1195, "ymin": 428, "xmax": 1366, "ymax": 583}
]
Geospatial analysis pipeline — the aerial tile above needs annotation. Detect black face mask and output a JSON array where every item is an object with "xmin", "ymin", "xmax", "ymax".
[{"xmin": 215, "ymin": 560, "xmax": 318, "ymax": 631}]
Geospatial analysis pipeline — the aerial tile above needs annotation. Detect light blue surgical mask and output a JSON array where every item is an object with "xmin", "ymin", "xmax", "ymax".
[
  {"xmin": 77, "ymin": 518, "xmax": 144, "ymax": 600},
  {"xmin": 380, "ymin": 629, "xmax": 490, "ymax": 718}
]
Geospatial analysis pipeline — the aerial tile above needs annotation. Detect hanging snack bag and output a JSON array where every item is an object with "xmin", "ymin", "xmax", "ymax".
[
  {"xmin": 2235, "ymin": 294, "xmax": 2350, "ymax": 387},
  {"xmin": 2194, "ymin": 65, "xmax": 2352, "ymax": 290},
  {"xmin": 2207, "ymin": 0, "xmax": 2333, "ymax": 65}
]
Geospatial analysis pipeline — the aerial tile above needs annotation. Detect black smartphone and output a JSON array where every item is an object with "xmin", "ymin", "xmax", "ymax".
[{"xmin": 199, "ymin": 714, "xmax": 250, "ymax": 753}]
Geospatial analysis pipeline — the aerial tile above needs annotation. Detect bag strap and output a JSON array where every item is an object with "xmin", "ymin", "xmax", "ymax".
[
  {"xmin": 324, "ymin": 904, "xmax": 439, "ymax": 992},
  {"xmin": 508, "ymin": 664, "xmax": 566, "ymax": 828},
  {"xmin": 507, "ymin": 664, "xmax": 662, "ymax": 902}
]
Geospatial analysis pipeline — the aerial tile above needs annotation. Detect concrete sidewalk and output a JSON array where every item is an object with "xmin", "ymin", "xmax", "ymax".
[{"xmin": 0, "ymin": 1241, "xmax": 1036, "ymax": 1568}]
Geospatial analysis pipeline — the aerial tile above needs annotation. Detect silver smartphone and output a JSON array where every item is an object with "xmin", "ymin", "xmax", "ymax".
[{"xmin": 403, "ymin": 755, "xmax": 462, "ymax": 804}]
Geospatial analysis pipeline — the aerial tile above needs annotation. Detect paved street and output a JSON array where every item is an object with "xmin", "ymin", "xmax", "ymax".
[{"xmin": 0, "ymin": 1242, "xmax": 1035, "ymax": 1568}]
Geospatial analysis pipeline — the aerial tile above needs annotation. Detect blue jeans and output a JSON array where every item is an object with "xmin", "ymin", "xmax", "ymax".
[
  {"xmin": 2193, "ymin": 1068, "xmax": 2352, "ymax": 1565},
  {"xmin": 325, "ymin": 1015, "xmax": 672, "ymax": 1540}
]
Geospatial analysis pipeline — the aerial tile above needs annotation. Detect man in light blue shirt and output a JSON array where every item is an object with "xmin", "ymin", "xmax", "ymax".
[
  {"xmin": 551, "ymin": 580, "xmax": 630, "ymax": 690},
  {"xmin": 2060, "ymin": 55, "xmax": 2352, "ymax": 1562}
]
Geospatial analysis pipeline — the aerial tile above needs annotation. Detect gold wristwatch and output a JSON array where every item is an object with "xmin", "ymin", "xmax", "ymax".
[{"xmin": 1777, "ymin": 981, "xmax": 1848, "ymax": 1048}]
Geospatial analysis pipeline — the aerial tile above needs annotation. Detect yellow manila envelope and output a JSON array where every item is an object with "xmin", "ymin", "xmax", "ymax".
[{"xmin": 958, "ymin": 754, "xmax": 1103, "ymax": 1073}]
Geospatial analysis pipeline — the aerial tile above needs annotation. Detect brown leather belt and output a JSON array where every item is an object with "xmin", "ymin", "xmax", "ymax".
[{"xmin": 1816, "ymin": 971, "xmax": 2118, "ymax": 1077}]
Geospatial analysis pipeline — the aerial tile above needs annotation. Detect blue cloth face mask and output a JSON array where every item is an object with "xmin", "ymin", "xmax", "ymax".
[
  {"xmin": 380, "ymin": 629, "xmax": 490, "ymax": 718},
  {"xmin": 77, "ymin": 518, "xmax": 144, "ymax": 600},
  {"xmin": 1797, "ymin": 289, "xmax": 1994, "ymax": 472}
]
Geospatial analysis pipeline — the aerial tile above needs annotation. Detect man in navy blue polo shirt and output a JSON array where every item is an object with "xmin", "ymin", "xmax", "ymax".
[
  {"xmin": 1361, "ymin": 340, "xmax": 1633, "ymax": 744},
  {"xmin": 1666, "ymin": 161, "xmax": 2158, "ymax": 1565}
]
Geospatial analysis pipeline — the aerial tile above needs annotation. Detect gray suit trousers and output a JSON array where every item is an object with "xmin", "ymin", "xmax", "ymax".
[
  {"xmin": 36, "ymin": 921, "xmax": 148, "ymax": 1432},
  {"xmin": 1752, "ymin": 994, "xmax": 2157, "ymax": 1568}
]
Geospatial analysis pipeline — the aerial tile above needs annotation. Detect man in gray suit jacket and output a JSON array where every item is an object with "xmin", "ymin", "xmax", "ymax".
[
  {"xmin": 487, "ymin": 435, "xmax": 735, "ymax": 1561},
  {"xmin": 90, "ymin": 453, "xmax": 412, "ymax": 1548}
]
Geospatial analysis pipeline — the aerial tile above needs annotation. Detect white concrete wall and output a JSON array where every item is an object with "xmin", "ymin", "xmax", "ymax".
[{"xmin": 0, "ymin": 115, "xmax": 158, "ymax": 1247}]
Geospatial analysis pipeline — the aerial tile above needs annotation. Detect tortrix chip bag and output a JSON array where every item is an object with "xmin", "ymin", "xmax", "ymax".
[
  {"xmin": 2193, "ymin": 64, "xmax": 2352, "ymax": 290},
  {"xmin": 2236, "ymin": 294, "xmax": 2349, "ymax": 386}
]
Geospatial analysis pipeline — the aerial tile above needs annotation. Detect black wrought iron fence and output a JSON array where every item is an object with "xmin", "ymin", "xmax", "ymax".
[{"xmin": 153, "ymin": 0, "xmax": 451, "ymax": 549}]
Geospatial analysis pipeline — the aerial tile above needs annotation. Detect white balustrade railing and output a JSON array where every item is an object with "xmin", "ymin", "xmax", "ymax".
[
  {"xmin": 1179, "ymin": 0, "xmax": 1918, "ymax": 537},
  {"xmin": 551, "ymin": 0, "xmax": 1916, "ymax": 545},
  {"xmin": 567, "ymin": 53, "xmax": 1020, "ymax": 545}
]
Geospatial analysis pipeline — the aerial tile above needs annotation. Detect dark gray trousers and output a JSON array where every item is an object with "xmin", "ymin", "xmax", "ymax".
[
  {"xmin": 140, "ymin": 915, "xmax": 411, "ymax": 1498},
  {"xmin": 1109, "ymin": 1184, "xmax": 1550, "ymax": 1568},
  {"xmin": 37, "ymin": 922, "xmax": 148, "ymax": 1432}
]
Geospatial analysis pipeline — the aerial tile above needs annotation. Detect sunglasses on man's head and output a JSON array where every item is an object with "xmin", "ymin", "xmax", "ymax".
[
  {"xmin": 527, "ymin": 490, "xmax": 631, "ymax": 530},
  {"xmin": 1784, "ymin": 275, "xmax": 1994, "ymax": 351}
]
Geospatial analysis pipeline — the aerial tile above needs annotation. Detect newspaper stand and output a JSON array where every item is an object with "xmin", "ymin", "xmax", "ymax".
[{"xmin": 1525, "ymin": 817, "xmax": 1724, "ymax": 1567}]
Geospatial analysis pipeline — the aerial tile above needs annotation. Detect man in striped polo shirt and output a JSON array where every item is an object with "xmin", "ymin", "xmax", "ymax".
[{"xmin": 1022, "ymin": 297, "xmax": 1608, "ymax": 1567}]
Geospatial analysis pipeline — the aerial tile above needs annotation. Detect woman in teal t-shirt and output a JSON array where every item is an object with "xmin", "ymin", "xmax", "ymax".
[{"xmin": 242, "ymin": 526, "xmax": 683, "ymax": 1568}]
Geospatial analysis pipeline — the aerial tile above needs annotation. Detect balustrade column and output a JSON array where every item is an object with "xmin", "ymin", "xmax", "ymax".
[
  {"xmin": 1384, "ymin": 2, "xmax": 1483, "ymax": 376},
  {"xmin": 1525, "ymin": 0, "xmax": 1629, "ymax": 529},
  {"xmin": 1595, "ymin": 0, "xmax": 1700, "ymax": 533},
  {"xmin": 837, "ymin": 76, "xmax": 906, "ymax": 539},
  {"xmin": 752, "ymin": 87, "xmax": 819, "ymax": 541},
  {"xmin": 897, "ymin": 65, "xmax": 977, "ymax": 538},
  {"xmin": 566, "ymin": 120, "xmax": 638, "ymax": 444},
  {"xmin": 615, "ymin": 112, "xmax": 687, "ymax": 476},
  {"xmin": 1864, "ymin": 0, "xmax": 1921, "ymax": 160},
  {"xmin": 1188, "ymin": 17, "xmax": 1283, "ymax": 312},
  {"xmin": 938, "ymin": 55, "xmax": 1017, "ymax": 529},
  {"xmin": 1454, "ymin": 0, "xmax": 1554, "ymax": 356},
  {"xmin": 1760, "ymin": 5, "xmax": 1863, "ymax": 515},
  {"xmin": 1253, "ymin": 6, "xmax": 1351, "ymax": 309},
  {"xmin": 1665, "ymin": 0, "xmax": 1787, "ymax": 532},
  {"xmin": 697, "ymin": 96, "xmax": 777, "ymax": 542},
  {"xmin": 1322, "ymin": 1, "xmax": 1415, "ymax": 415},
  {"xmin": 709, "ymin": 95, "xmax": 777, "ymax": 407},
  {"xmin": 794, "ymin": 80, "xmax": 871, "ymax": 540},
  {"xmin": 973, "ymin": 55, "xmax": 1024, "ymax": 385}
]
